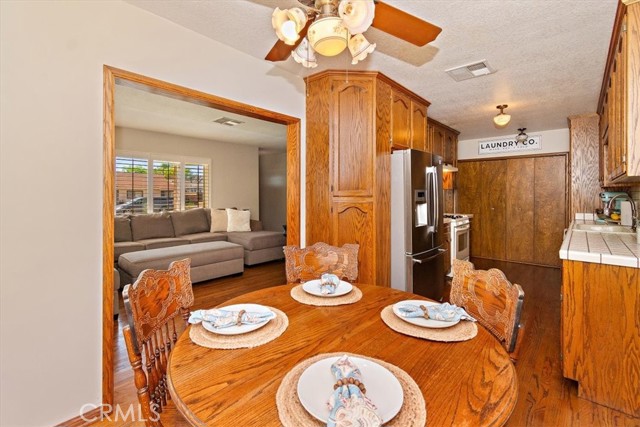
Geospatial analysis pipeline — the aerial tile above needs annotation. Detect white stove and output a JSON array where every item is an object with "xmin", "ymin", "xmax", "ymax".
[{"xmin": 444, "ymin": 213, "xmax": 471, "ymax": 276}]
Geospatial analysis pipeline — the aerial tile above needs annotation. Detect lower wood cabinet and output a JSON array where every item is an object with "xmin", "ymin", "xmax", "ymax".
[
  {"xmin": 458, "ymin": 154, "xmax": 567, "ymax": 267},
  {"xmin": 332, "ymin": 200, "xmax": 374, "ymax": 285},
  {"xmin": 562, "ymin": 260, "xmax": 639, "ymax": 416}
]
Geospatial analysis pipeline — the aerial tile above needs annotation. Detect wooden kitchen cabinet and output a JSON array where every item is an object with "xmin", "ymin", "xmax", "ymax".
[
  {"xmin": 427, "ymin": 118, "xmax": 459, "ymax": 164},
  {"xmin": 391, "ymin": 89, "xmax": 411, "ymax": 150},
  {"xmin": 457, "ymin": 154, "xmax": 567, "ymax": 267},
  {"xmin": 442, "ymin": 222, "xmax": 451, "ymax": 274},
  {"xmin": 410, "ymin": 100, "xmax": 427, "ymax": 151},
  {"xmin": 562, "ymin": 260, "xmax": 639, "ymax": 416},
  {"xmin": 305, "ymin": 71, "xmax": 430, "ymax": 287},
  {"xmin": 598, "ymin": 1, "xmax": 640, "ymax": 186}
]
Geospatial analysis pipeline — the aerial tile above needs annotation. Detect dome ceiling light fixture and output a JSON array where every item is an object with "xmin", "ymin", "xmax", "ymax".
[
  {"xmin": 266, "ymin": 0, "xmax": 443, "ymax": 67},
  {"xmin": 493, "ymin": 104, "xmax": 511, "ymax": 128},
  {"xmin": 516, "ymin": 128, "xmax": 528, "ymax": 143}
]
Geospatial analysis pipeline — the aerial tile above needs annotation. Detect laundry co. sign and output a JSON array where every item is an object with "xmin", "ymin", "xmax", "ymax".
[{"xmin": 478, "ymin": 135, "xmax": 541, "ymax": 155}]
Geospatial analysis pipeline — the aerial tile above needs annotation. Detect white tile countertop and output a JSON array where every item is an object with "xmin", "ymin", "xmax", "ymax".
[{"xmin": 559, "ymin": 214, "xmax": 640, "ymax": 268}]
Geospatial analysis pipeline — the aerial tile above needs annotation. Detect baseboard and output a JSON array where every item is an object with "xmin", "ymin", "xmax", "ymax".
[{"xmin": 54, "ymin": 407, "xmax": 102, "ymax": 427}]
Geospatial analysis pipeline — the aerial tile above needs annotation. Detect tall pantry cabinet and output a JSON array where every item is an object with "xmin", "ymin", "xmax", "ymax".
[{"xmin": 305, "ymin": 71, "xmax": 430, "ymax": 287}]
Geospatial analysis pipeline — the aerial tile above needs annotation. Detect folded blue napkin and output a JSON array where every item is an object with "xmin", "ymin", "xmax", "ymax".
[
  {"xmin": 397, "ymin": 302, "xmax": 477, "ymax": 322},
  {"xmin": 327, "ymin": 356, "xmax": 382, "ymax": 427},
  {"xmin": 320, "ymin": 273, "xmax": 340, "ymax": 295},
  {"xmin": 188, "ymin": 308, "xmax": 275, "ymax": 329}
]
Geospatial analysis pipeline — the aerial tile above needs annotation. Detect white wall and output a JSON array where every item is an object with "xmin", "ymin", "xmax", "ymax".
[
  {"xmin": 259, "ymin": 152, "xmax": 288, "ymax": 232},
  {"xmin": 116, "ymin": 127, "xmax": 260, "ymax": 217},
  {"xmin": 0, "ymin": 1, "xmax": 305, "ymax": 425},
  {"xmin": 458, "ymin": 128, "xmax": 569, "ymax": 160}
]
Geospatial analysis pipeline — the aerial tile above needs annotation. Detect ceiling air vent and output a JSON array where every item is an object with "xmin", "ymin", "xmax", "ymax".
[
  {"xmin": 445, "ymin": 60, "xmax": 495, "ymax": 82},
  {"xmin": 213, "ymin": 117, "xmax": 244, "ymax": 126}
]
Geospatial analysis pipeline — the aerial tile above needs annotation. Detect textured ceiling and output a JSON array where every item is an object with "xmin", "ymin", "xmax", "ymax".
[
  {"xmin": 115, "ymin": 84, "xmax": 288, "ymax": 151},
  {"xmin": 125, "ymin": 0, "xmax": 618, "ymax": 140}
]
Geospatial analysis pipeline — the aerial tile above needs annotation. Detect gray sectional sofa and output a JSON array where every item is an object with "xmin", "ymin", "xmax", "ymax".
[{"xmin": 114, "ymin": 208, "xmax": 285, "ymax": 285}]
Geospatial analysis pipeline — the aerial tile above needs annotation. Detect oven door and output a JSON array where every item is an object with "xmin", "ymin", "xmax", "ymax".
[{"xmin": 454, "ymin": 224, "xmax": 470, "ymax": 261}]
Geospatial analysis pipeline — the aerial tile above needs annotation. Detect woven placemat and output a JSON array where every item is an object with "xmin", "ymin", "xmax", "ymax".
[
  {"xmin": 276, "ymin": 352, "xmax": 426, "ymax": 427},
  {"xmin": 290, "ymin": 285, "xmax": 363, "ymax": 306},
  {"xmin": 189, "ymin": 307, "xmax": 288, "ymax": 349},
  {"xmin": 381, "ymin": 305, "xmax": 477, "ymax": 342}
]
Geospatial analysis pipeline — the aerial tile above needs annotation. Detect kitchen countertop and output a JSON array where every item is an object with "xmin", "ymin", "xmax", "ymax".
[{"xmin": 559, "ymin": 214, "xmax": 639, "ymax": 268}]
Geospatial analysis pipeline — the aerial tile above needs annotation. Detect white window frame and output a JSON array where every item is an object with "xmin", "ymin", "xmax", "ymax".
[{"xmin": 116, "ymin": 150, "xmax": 211, "ymax": 213}]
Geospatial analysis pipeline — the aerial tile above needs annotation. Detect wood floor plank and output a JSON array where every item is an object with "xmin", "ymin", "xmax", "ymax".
[{"xmin": 92, "ymin": 259, "xmax": 639, "ymax": 426}]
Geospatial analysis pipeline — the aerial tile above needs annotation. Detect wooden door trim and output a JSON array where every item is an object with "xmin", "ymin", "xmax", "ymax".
[{"xmin": 102, "ymin": 65, "xmax": 301, "ymax": 406}]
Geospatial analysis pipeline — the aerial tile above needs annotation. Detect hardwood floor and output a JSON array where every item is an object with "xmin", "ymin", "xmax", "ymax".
[{"xmin": 95, "ymin": 259, "xmax": 639, "ymax": 426}]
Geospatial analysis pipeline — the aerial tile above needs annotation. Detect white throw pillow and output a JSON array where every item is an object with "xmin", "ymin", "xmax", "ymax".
[
  {"xmin": 226, "ymin": 208, "xmax": 251, "ymax": 232},
  {"xmin": 210, "ymin": 209, "xmax": 228, "ymax": 232}
]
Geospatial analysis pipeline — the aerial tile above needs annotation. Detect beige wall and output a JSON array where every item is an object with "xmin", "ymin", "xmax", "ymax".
[
  {"xmin": 116, "ymin": 127, "xmax": 260, "ymax": 218},
  {"xmin": 259, "ymin": 152, "xmax": 287, "ymax": 231},
  {"xmin": 0, "ymin": 1, "xmax": 305, "ymax": 425},
  {"xmin": 458, "ymin": 127, "xmax": 569, "ymax": 160}
]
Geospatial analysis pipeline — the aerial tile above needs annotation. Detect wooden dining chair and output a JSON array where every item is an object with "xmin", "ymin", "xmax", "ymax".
[
  {"xmin": 451, "ymin": 259, "xmax": 525, "ymax": 360},
  {"xmin": 283, "ymin": 242, "xmax": 359, "ymax": 283},
  {"xmin": 122, "ymin": 258, "xmax": 194, "ymax": 427}
]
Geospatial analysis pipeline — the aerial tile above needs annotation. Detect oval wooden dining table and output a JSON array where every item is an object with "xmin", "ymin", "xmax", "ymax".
[{"xmin": 167, "ymin": 284, "xmax": 518, "ymax": 426}]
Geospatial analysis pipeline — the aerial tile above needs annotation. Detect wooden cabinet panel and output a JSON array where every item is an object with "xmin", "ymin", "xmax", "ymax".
[
  {"xmin": 506, "ymin": 158, "xmax": 534, "ymax": 263},
  {"xmin": 391, "ymin": 90, "xmax": 411, "ymax": 149},
  {"xmin": 331, "ymin": 78, "xmax": 374, "ymax": 197},
  {"xmin": 568, "ymin": 114, "xmax": 601, "ymax": 219},
  {"xmin": 444, "ymin": 130, "xmax": 456, "ymax": 164},
  {"xmin": 410, "ymin": 100, "xmax": 427, "ymax": 151},
  {"xmin": 332, "ymin": 201, "xmax": 374, "ymax": 285},
  {"xmin": 562, "ymin": 260, "xmax": 640, "ymax": 416},
  {"xmin": 480, "ymin": 160, "xmax": 507, "ymax": 260},
  {"xmin": 534, "ymin": 156, "xmax": 566, "ymax": 267},
  {"xmin": 432, "ymin": 126, "xmax": 445, "ymax": 157},
  {"xmin": 443, "ymin": 223, "xmax": 451, "ymax": 274},
  {"xmin": 598, "ymin": 2, "xmax": 640, "ymax": 184},
  {"xmin": 457, "ymin": 162, "xmax": 483, "ymax": 258}
]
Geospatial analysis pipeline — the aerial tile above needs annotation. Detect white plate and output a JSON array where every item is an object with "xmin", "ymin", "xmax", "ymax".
[
  {"xmin": 201, "ymin": 303, "xmax": 273, "ymax": 335},
  {"xmin": 297, "ymin": 356, "xmax": 403, "ymax": 423},
  {"xmin": 392, "ymin": 300, "xmax": 460, "ymax": 329},
  {"xmin": 302, "ymin": 279, "xmax": 353, "ymax": 297}
]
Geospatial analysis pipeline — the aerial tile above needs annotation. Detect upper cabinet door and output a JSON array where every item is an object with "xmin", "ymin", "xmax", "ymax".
[
  {"xmin": 432, "ymin": 126, "xmax": 445, "ymax": 157},
  {"xmin": 411, "ymin": 100, "xmax": 427, "ymax": 151},
  {"xmin": 331, "ymin": 78, "xmax": 375, "ymax": 197},
  {"xmin": 444, "ymin": 131, "xmax": 457, "ymax": 164},
  {"xmin": 390, "ymin": 89, "xmax": 411, "ymax": 149}
]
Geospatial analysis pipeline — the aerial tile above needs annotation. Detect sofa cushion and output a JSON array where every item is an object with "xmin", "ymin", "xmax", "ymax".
[
  {"xmin": 114, "ymin": 241, "xmax": 145, "ymax": 261},
  {"xmin": 210, "ymin": 209, "xmax": 228, "ymax": 232},
  {"xmin": 131, "ymin": 213, "xmax": 175, "ymax": 241},
  {"xmin": 227, "ymin": 208, "xmax": 251, "ymax": 232},
  {"xmin": 118, "ymin": 241, "xmax": 245, "ymax": 278},
  {"xmin": 171, "ymin": 208, "xmax": 209, "ymax": 236},
  {"xmin": 179, "ymin": 232, "xmax": 228, "ymax": 244},
  {"xmin": 227, "ymin": 231, "xmax": 286, "ymax": 251},
  {"xmin": 137, "ymin": 237, "xmax": 190, "ymax": 250},
  {"xmin": 114, "ymin": 216, "xmax": 132, "ymax": 242},
  {"xmin": 250, "ymin": 219, "xmax": 263, "ymax": 231}
]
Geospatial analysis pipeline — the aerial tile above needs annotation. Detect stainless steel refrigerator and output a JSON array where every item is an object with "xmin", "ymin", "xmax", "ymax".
[{"xmin": 390, "ymin": 149, "xmax": 446, "ymax": 300}]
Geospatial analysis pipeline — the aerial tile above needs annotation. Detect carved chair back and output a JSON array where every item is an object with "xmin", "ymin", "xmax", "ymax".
[
  {"xmin": 122, "ymin": 258, "xmax": 194, "ymax": 427},
  {"xmin": 283, "ymin": 242, "xmax": 359, "ymax": 283},
  {"xmin": 451, "ymin": 259, "xmax": 524, "ymax": 354}
]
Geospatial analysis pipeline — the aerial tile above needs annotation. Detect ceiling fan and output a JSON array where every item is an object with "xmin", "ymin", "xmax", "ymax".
[{"xmin": 265, "ymin": 0, "xmax": 442, "ymax": 67}]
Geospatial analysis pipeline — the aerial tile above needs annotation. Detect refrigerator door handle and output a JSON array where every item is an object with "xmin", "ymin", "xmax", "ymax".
[
  {"xmin": 430, "ymin": 166, "xmax": 439, "ymax": 234},
  {"xmin": 412, "ymin": 248, "xmax": 446, "ymax": 264}
]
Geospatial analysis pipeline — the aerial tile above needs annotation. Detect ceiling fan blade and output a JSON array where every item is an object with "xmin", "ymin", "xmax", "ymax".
[
  {"xmin": 265, "ymin": 17, "xmax": 314, "ymax": 62},
  {"xmin": 372, "ymin": 1, "xmax": 442, "ymax": 47}
]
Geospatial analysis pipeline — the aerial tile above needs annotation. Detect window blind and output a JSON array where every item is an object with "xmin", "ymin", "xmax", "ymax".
[
  {"xmin": 115, "ymin": 157, "xmax": 148, "ymax": 214},
  {"xmin": 152, "ymin": 160, "xmax": 180, "ymax": 213},
  {"xmin": 184, "ymin": 163, "xmax": 209, "ymax": 210}
]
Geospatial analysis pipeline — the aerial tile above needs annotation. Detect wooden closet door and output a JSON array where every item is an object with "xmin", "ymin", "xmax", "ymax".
[
  {"xmin": 457, "ymin": 162, "xmax": 483, "ymax": 258},
  {"xmin": 506, "ymin": 158, "xmax": 535, "ymax": 263},
  {"xmin": 534, "ymin": 156, "xmax": 567, "ymax": 267},
  {"xmin": 331, "ymin": 78, "xmax": 374, "ymax": 197},
  {"xmin": 480, "ymin": 160, "xmax": 507, "ymax": 260}
]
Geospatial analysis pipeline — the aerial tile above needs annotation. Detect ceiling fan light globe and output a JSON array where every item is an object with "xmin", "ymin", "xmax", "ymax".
[
  {"xmin": 272, "ymin": 7, "xmax": 308, "ymax": 45},
  {"xmin": 338, "ymin": 0, "xmax": 375, "ymax": 35},
  {"xmin": 292, "ymin": 38, "xmax": 318, "ymax": 68},
  {"xmin": 308, "ymin": 17, "xmax": 349, "ymax": 56},
  {"xmin": 493, "ymin": 113, "xmax": 511, "ymax": 128},
  {"xmin": 348, "ymin": 33, "xmax": 376, "ymax": 64}
]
